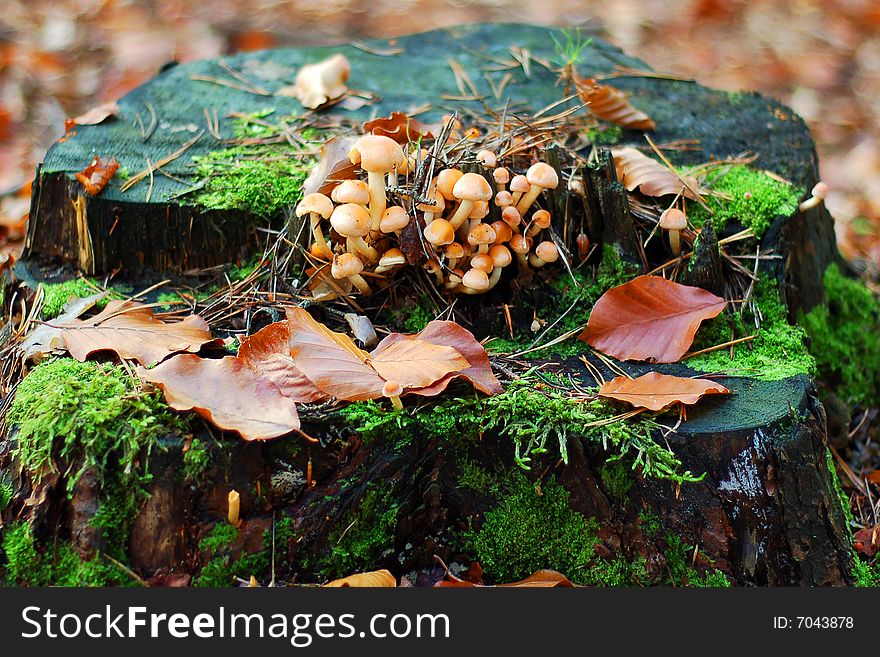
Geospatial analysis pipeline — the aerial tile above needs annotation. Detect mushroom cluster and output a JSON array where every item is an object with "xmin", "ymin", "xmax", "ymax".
[{"xmin": 297, "ymin": 133, "xmax": 562, "ymax": 297}]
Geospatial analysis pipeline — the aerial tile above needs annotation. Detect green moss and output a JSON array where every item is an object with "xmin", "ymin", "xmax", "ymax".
[
  {"xmin": 826, "ymin": 448, "xmax": 854, "ymax": 528},
  {"xmin": 467, "ymin": 473, "xmax": 601, "ymax": 583},
  {"xmin": 312, "ymin": 482, "xmax": 399, "ymax": 578},
  {"xmin": 687, "ymin": 165, "xmax": 802, "ymax": 236},
  {"xmin": 638, "ymin": 508, "xmax": 662, "ymax": 538},
  {"xmin": 1, "ymin": 521, "xmax": 133, "ymax": 587},
  {"xmin": 853, "ymin": 559, "xmax": 880, "ymax": 587},
  {"xmin": 7, "ymin": 358, "xmax": 186, "ymax": 494},
  {"xmin": 600, "ymin": 461, "xmax": 633, "ymax": 502},
  {"xmin": 586, "ymin": 124, "xmax": 623, "ymax": 145},
  {"xmin": 663, "ymin": 534, "xmax": 731, "ymax": 587},
  {"xmin": 0, "ymin": 474, "xmax": 12, "ymax": 510},
  {"xmin": 41, "ymin": 279, "xmax": 110, "ymax": 319},
  {"xmin": 457, "ymin": 459, "xmax": 497, "ymax": 492},
  {"xmin": 686, "ymin": 278, "xmax": 815, "ymax": 379},
  {"xmin": 182, "ymin": 438, "xmax": 210, "ymax": 483},
  {"xmin": 799, "ymin": 264, "xmax": 880, "ymax": 405}
]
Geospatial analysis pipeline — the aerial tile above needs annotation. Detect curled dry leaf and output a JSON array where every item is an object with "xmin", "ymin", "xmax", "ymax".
[
  {"xmin": 611, "ymin": 146, "xmax": 702, "ymax": 200},
  {"xmin": 75, "ymin": 155, "xmax": 119, "ymax": 196},
  {"xmin": 435, "ymin": 569, "xmax": 574, "ymax": 588},
  {"xmin": 598, "ymin": 372, "xmax": 730, "ymax": 411},
  {"xmin": 277, "ymin": 53, "xmax": 350, "ymax": 109},
  {"xmin": 575, "ymin": 76, "xmax": 655, "ymax": 130},
  {"xmin": 65, "ymin": 101, "xmax": 119, "ymax": 132},
  {"xmin": 362, "ymin": 111, "xmax": 436, "ymax": 144},
  {"xmin": 323, "ymin": 569, "xmax": 397, "ymax": 587},
  {"xmin": 302, "ymin": 135, "xmax": 359, "ymax": 197},
  {"xmin": 853, "ymin": 526, "xmax": 879, "ymax": 558},
  {"xmin": 368, "ymin": 338, "xmax": 468, "ymax": 389},
  {"xmin": 580, "ymin": 275, "xmax": 726, "ymax": 363},
  {"xmin": 20, "ymin": 292, "xmax": 107, "ymax": 362},
  {"xmin": 137, "ymin": 355, "xmax": 300, "ymax": 441},
  {"xmin": 61, "ymin": 299, "xmax": 220, "ymax": 366}
]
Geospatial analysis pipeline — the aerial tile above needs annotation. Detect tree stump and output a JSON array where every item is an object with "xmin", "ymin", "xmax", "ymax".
[{"xmin": 4, "ymin": 24, "xmax": 853, "ymax": 586}]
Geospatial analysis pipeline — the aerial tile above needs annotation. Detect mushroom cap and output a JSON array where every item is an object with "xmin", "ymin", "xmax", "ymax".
[
  {"xmin": 296, "ymin": 192, "xmax": 334, "ymax": 218},
  {"xmin": 468, "ymin": 200, "xmax": 490, "ymax": 220},
  {"xmin": 382, "ymin": 380, "xmax": 404, "ymax": 398},
  {"xmin": 495, "ymin": 190, "xmax": 513, "ymax": 207},
  {"xmin": 453, "ymin": 172, "xmax": 493, "ymax": 203},
  {"xmin": 467, "ymin": 223, "xmax": 497, "ymax": 246},
  {"xmin": 471, "ymin": 253, "xmax": 494, "ymax": 272},
  {"xmin": 436, "ymin": 168, "xmax": 463, "ymax": 200},
  {"xmin": 493, "ymin": 167, "xmax": 510, "ymax": 185},
  {"xmin": 400, "ymin": 147, "xmax": 429, "ymax": 175},
  {"xmin": 445, "ymin": 242, "xmax": 466, "ymax": 259},
  {"xmin": 424, "ymin": 258, "xmax": 442, "ymax": 274},
  {"xmin": 490, "ymin": 220, "xmax": 513, "ymax": 243},
  {"xmin": 330, "ymin": 203, "xmax": 371, "ymax": 237},
  {"xmin": 531, "ymin": 209, "xmax": 552, "ymax": 230},
  {"xmin": 501, "ymin": 206, "xmax": 522, "ymax": 227},
  {"xmin": 477, "ymin": 149, "xmax": 497, "ymax": 168},
  {"xmin": 379, "ymin": 206, "xmax": 410, "ymax": 233},
  {"xmin": 349, "ymin": 134, "xmax": 405, "ymax": 173},
  {"xmin": 331, "ymin": 252, "xmax": 364, "ymax": 279},
  {"xmin": 659, "ymin": 208, "xmax": 687, "ymax": 231},
  {"xmin": 331, "ymin": 180, "xmax": 371, "ymax": 205},
  {"xmin": 423, "ymin": 218, "xmax": 455, "ymax": 246},
  {"xmin": 576, "ymin": 233, "xmax": 591, "ymax": 260},
  {"xmin": 417, "ymin": 191, "xmax": 445, "ymax": 214},
  {"xmin": 462, "ymin": 268, "xmax": 490, "ymax": 291},
  {"xmin": 448, "ymin": 269, "xmax": 464, "ymax": 285},
  {"xmin": 378, "ymin": 248, "xmax": 406, "ymax": 268},
  {"xmin": 535, "ymin": 241, "xmax": 559, "ymax": 263},
  {"xmin": 509, "ymin": 234, "xmax": 532, "ymax": 254},
  {"xmin": 526, "ymin": 162, "xmax": 559, "ymax": 189},
  {"xmin": 509, "ymin": 174, "xmax": 530, "ymax": 194},
  {"xmin": 489, "ymin": 244, "xmax": 512, "ymax": 268},
  {"xmin": 811, "ymin": 181, "xmax": 829, "ymax": 198}
]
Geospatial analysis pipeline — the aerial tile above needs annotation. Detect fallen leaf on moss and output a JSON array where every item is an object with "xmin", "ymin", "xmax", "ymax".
[
  {"xmin": 598, "ymin": 372, "xmax": 730, "ymax": 411},
  {"xmin": 611, "ymin": 146, "xmax": 702, "ymax": 200},
  {"xmin": 363, "ymin": 111, "xmax": 436, "ymax": 144},
  {"xmin": 20, "ymin": 292, "xmax": 107, "ymax": 362},
  {"xmin": 580, "ymin": 275, "xmax": 726, "ymax": 362},
  {"xmin": 368, "ymin": 338, "xmax": 468, "ymax": 389},
  {"xmin": 61, "ymin": 299, "xmax": 220, "ymax": 366},
  {"xmin": 853, "ymin": 526, "xmax": 879, "ymax": 558},
  {"xmin": 575, "ymin": 76, "xmax": 655, "ymax": 130},
  {"xmin": 137, "ymin": 355, "xmax": 300, "ymax": 441},
  {"xmin": 278, "ymin": 53, "xmax": 350, "ymax": 109},
  {"xmin": 323, "ymin": 569, "xmax": 397, "ymax": 587}
]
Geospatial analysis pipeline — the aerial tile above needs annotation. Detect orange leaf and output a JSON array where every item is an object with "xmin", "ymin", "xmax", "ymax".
[
  {"xmin": 75, "ymin": 155, "xmax": 119, "ymax": 196},
  {"xmin": 137, "ymin": 355, "xmax": 300, "ymax": 441},
  {"xmin": 575, "ymin": 76, "xmax": 655, "ymax": 130},
  {"xmin": 302, "ymin": 135, "xmax": 359, "ymax": 197},
  {"xmin": 435, "ymin": 569, "xmax": 574, "ymax": 588},
  {"xmin": 66, "ymin": 101, "xmax": 118, "ymax": 130},
  {"xmin": 580, "ymin": 275, "xmax": 726, "ymax": 363},
  {"xmin": 610, "ymin": 146, "xmax": 702, "ymax": 200},
  {"xmin": 323, "ymin": 569, "xmax": 397, "ymax": 587},
  {"xmin": 368, "ymin": 338, "xmax": 468, "ymax": 389},
  {"xmin": 21, "ymin": 292, "xmax": 107, "ymax": 362},
  {"xmin": 598, "ymin": 372, "xmax": 730, "ymax": 411},
  {"xmin": 362, "ymin": 111, "xmax": 437, "ymax": 144},
  {"xmin": 61, "ymin": 300, "xmax": 220, "ymax": 366}
]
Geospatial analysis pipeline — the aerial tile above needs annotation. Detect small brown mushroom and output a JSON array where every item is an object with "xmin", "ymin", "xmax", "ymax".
[
  {"xmin": 379, "ymin": 205, "xmax": 410, "ymax": 234},
  {"xmin": 374, "ymin": 247, "xmax": 406, "ymax": 274},
  {"xmin": 424, "ymin": 218, "xmax": 456, "ymax": 247},
  {"xmin": 296, "ymin": 192, "xmax": 334, "ymax": 260},
  {"xmin": 509, "ymin": 233, "xmax": 533, "ymax": 269},
  {"xmin": 798, "ymin": 181, "xmax": 829, "ymax": 211},
  {"xmin": 493, "ymin": 167, "xmax": 510, "ymax": 193},
  {"xmin": 470, "ymin": 253, "xmax": 494, "ymax": 273},
  {"xmin": 449, "ymin": 172, "xmax": 493, "ymax": 229},
  {"xmin": 332, "ymin": 252, "xmax": 372, "ymax": 295},
  {"xmin": 529, "ymin": 240, "xmax": 559, "ymax": 268},
  {"xmin": 477, "ymin": 149, "xmax": 497, "ymax": 168},
  {"xmin": 495, "ymin": 190, "xmax": 514, "ymax": 208},
  {"xmin": 460, "ymin": 267, "xmax": 491, "ymax": 294},
  {"xmin": 516, "ymin": 162, "xmax": 559, "ymax": 216},
  {"xmin": 331, "ymin": 179, "xmax": 371, "ymax": 206},
  {"xmin": 468, "ymin": 223, "xmax": 497, "ymax": 254},
  {"xmin": 486, "ymin": 244, "xmax": 513, "ymax": 289},
  {"xmin": 659, "ymin": 207, "xmax": 688, "ymax": 256},
  {"xmin": 417, "ymin": 189, "xmax": 445, "ymax": 224},
  {"xmin": 509, "ymin": 174, "xmax": 530, "ymax": 205},
  {"xmin": 330, "ymin": 203, "xmax": 378, "ymax": 261},
  {"xmin": 349, "ymin": 134, "xmax": 405, "ymax": 231},
  {"xmin": 445, "ymin": 242, "xmax": 466, "ymax": 269},
  {"xmin": 501, "ymin": 206, "xmax": 522, "ymax": 230},
  {"xmin": 490, "ymin": 220, "xmax": 513, "ymax": 244},
  {"xmin": 576, "ymin": 233, "xmax": 591, "ymax": 261},
  {"xmin": 436, "ymin": 168, "xmax": 464, "ymax": 201},
  {"xmin": 382, "ymin": 379, "xmax": 404, "ymax": 411},
  {"xmin": 526, "ymin": 209, "xmax": 552, "ymax": 238}
]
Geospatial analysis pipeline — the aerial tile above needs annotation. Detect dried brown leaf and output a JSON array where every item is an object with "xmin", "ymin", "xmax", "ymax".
[
  {"xmin": 21, "ymin": 292, "xmax": 107, "ymax": 362},
  {"xmin": 575, "ymin": 76, "xmax": 655, "ymax": 130},
  {"xmin": 61, "ymin": 299, "xmax": 220, "ymax": 366},
  {"xmin": 362, "ymin": 111, "xmax": 436, "ymax": 144},
  {"xmin": 75, "ymin": 155, "xmax": 119, "ymax": 196},
  {"xmin": 65, "ymin": 101, "xmax": 119, "ymax": 131},
  {"xmin": 435, "ymin": 569, "xmax": 574, "ymax": 588},
  {"xmin": 611, "ymin": 146, "xmax": 702, "ymax": 200},
  {"xmin": 580, "ymin": 275, "xmax": 726, "ymax": 363},
  {"xmin": 137, "ymin": 355, "xmax": 300, "ymax": 441},
  {"xmin": 323, "ymin": 569, "xmax": 397, "ymax": 587},
  {"xmin": 598, "ymin": 372, "xmax": 730, "ymax": 411},
  {"xmin": 368, "ymin": 338, "xmax": 468, "ymax": 388},
  {"xmin": 302, "ymin": 135, "xmax": 359, "ymax": 197}
]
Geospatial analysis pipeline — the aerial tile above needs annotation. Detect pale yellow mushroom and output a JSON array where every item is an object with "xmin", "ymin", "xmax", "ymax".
[
  {"xmin": 529, "ymin": 240, "xmax": 559, "ymax": 268},
  {"xmin": 448, "ymin": 173, "xmax": 493, "ymax": 229},
  {"xmin": 382, "ymin": 379, "xmax": 404, "ymax": 411},
  {"xmin": 423, "ymin": 218, "xmax": 455, "ymax": 248},
  {"xmin": 332, "ymin": 252, "xmax": 372, "ymax": 295},
  {"xmin": 459, "ymin": 267, "xmax": 491, "ymax": 294},
  {"xmin": 331, "ymin": 179, "xmax": 371, "ymax": 206},
  {"xmin": 509, "ymin": 233, "xmax": 532, "ymax": 269},
  {"xmin": 798, "ymin": 181, "xmax": 829, "ymax": 211},
  {"xmin": 486, "ymin": 244, "xmax": 513, "ymax": 290},
  {"xmin": 227, "ymin": 490, "xmax": 240, "ymax": 526},
  {"xmin": 493, "ymin": 167, "xmax": 510, "ymax": 193},
  {"xmin": 526, "ymin": 209, "xmax": 552, "ymax": 238},
  {"xmin": 379, "ymin": 206, "xmax": 410, "ymax": 235},
  {"xmin": 477, "ymin": 149, "xmax": 497, "ymax": 168},
  {"xmin": 330, "ymin": 203, "xmax": 378, "ymax": 261},
  {"xmin": 659, "ymin": 208, "xmax": 687, "ymax": 256},
  {"xmin": 295, "ymin": 192, "xmax": 334, "ymax": 260},
  {"xmin": 468, "ymin": 223, "xmax": 497, "ymax": 255},
  {"xmin": 349, "ymin": 134, "xmax": 405, "ymax": 231},
  {"xmin": 515, "ymin": 162, "xmax": 559, "ymax": 216},
  {"xmin": 509, "ymin": 174, "xmax": 530, "ymax": 205},
  {"xmin": 374, "ymin": 247, "xmax": 406, "ymax": 273}
]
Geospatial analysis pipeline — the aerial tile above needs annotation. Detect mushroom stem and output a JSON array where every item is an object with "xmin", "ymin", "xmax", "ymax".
[
  {"xmin": 668, "ymin": 230, "xmax": 681, "ymax": 256},
  {"xmin": 448, "ymin": 200, "xmax": 475, "ymax": 229},
  {"xmin": 367, "ymin": 171, "xmax": 387, "ymax": 231},
  {"xmin": 227, "ymin": 490, "xmax": 240, "ymax": 526},
  {"xmin": 515, "ymin": 184, "xmax": 544, "ymax": 216},
  {"xmin": 310, "ymin": 213, "xmax": 333, "ymax": 259},
  {"xmin": 347, "ymin": 236, "xmax": 379, "ymax": 262},
  {"xmin": 348, "ymin": 273, "xmax": 372, "ymax": 295}
]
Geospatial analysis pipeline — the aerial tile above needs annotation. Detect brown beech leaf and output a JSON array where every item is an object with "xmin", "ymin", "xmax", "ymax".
[
  {"xmin": 237, "ymin": 322, "xmax": 327, "ymax": 403},
  {"xmin": 362, "ymin": 111, "xmax": 436, "ymax": 144},
  {"xmin": 75, "ymin": 155, "xmax": 119, "ymax": 196},
  {"xmin": 285, "ymin": 307, "xmax": 386, "ymax": 401},
  {"xmin": 302, "ymin": 135, "xmax": 359, "ymax": 196},
  {"xmin": 610, "ymin": 146, "xmax": 702, "ymax": 200},
  {"xmin": 277, "ymin": 53, "xmax": 350, "ymax": 109},
  {"xmin": 368, "ymin": 338, "xmax": 468, "ymax": 389},
  {"xmin": 137, "ymin": 355, "xmax": 300, "ymax": 441},
  {"xmin": 435, "ymin": 569, "xmax": 574, "ymax": 588},
  {"xmin": 21, "ymin": 292, "xmax": 107, "ymax": 362},
  {"xmin": 61, "ymin": 300, "xmax": 220, "ymax": 366},
  {"xmin": 853, "ymin": 526, "xmax": 879, "ymax": 558},
  {"xmin": 598, "ymin": 372, "xmax": 730, "ymax": 411},
  {"xmin": 575, "ymin": 76, "xmax": 655, "ymax": 130},
  {"xmin": 65, "ymin": 101, "xmax": 119, "ymax": 131},
  {"xmin": 323, "ymin": 569, "xmax": 397, "ymax": 587},
  {"xmin": 580, "ymin": 275, "xmax": 726, "ymax": 363},
  {"xmin": 372, "ymin": 321, "xmax": 503, "ymax": 396}
]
